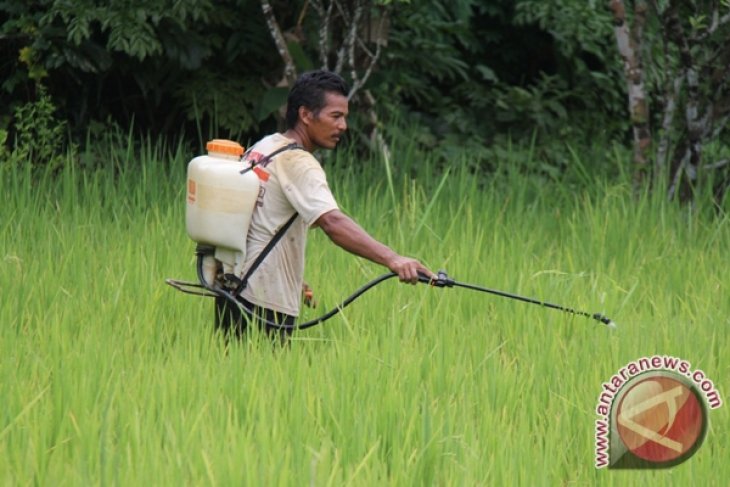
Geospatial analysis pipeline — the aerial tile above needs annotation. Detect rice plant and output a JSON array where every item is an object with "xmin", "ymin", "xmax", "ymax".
[{"xmin": 1, "ymin": 136, "xmax": 727, "ymax": 485}]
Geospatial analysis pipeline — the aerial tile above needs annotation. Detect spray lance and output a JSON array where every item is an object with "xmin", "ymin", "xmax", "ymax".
[
  {"xmin": 166, "ymin": 139, "xmax": 617, "ymax": 331},
  {"xmin": 167, "ymin": 261, "xmax": 617, "ymax": 330}
]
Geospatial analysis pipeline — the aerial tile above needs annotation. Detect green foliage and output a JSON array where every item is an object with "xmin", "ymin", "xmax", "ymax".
[
  {"xmin": 492, "ymin": 74, "xmax": 569, "ymax": 130},
  {"xmin": 370, "ymin": 0, "xmax": 629, "ymax": 179},
  {"xmin": 514, "ymin": 0, "xmax": 626, "ymax": 119},
  {"xmin": 5, "ymin": 86, "xmax": 67, "ymax": 169},
  {"xmin": 40, "ymin": 0, "xmax": 214, "ymax": 64},
  {"xmin": 17, "ymin": 46, "xmax": 48, "ymax": 81},
  {"xmin": 377, "ymin": 0, "xmax": 472, "ymax": 105},
  {"xmin": 175, "ymin": 71, "xmax": 265, "ymax": 142},
  {"xmin": 1, "ymin": 134, "xmax": 728, "ymax": 483},
  {"xmin": 615, "ymin": 0, "xmax": 730, "ymax": 198},
  {"xmin": 514, "ymin": 0, "xmax": 611, "ymax": 58},
  {"xmin": 0, "ymin": 0, "xmax": 692, "ymax": 182},
  {"xmin": 0, "ymin": 129, "xmax": 9, "ymax": 162},
  {"xmin": 0, "ymin": 0, "xmax": 279, "ymax": 140}
]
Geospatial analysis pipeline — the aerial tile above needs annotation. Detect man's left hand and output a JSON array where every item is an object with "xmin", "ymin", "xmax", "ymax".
[{"xmin": 302, "ymin": 282, "xmax": 317, "ymax": 308}]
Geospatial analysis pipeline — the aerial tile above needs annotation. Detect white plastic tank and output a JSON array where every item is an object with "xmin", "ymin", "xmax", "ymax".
[{"xmin": 186, "ymin": 139, "xmax": 259, "ymax": 280}]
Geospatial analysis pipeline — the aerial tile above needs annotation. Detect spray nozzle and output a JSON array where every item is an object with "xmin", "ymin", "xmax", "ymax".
[{"xmin": 593, "ymin": 313, "xmax": 617, "ymax": 329}]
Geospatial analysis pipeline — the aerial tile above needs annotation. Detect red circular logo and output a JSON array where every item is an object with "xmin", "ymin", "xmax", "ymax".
[{"xmin": 616, "ymin": 375, "xmax": 705, "ymax": 463}]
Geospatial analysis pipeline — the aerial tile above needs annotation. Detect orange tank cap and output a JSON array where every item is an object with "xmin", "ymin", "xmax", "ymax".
[{"xmin": 206, "ymin": 139, "xmax": 244, "ymax": 156}]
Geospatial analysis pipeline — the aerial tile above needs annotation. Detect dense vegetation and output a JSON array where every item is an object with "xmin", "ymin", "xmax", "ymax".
[
  {"xmin": 1, "ymin": 1, "xmax": 619, "ymax": 138},
  {"xmin": 1, "ymin": 2, "xmax": 728, "ymax": 481},
  {"xmin": 2, "ymin": 1, "xmax": 728, "ymax": 202},
  {"xmin": 1, "ymin": 137, "xmax": 728, "ymax": 483}
]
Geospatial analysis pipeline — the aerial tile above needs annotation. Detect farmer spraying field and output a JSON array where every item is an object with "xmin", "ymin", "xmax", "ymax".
[
  {"xmin": 192, "ymin": 70, "xmax": 435, "ymax": 341},
  {"xmin": 169, "ymin": 70, "xmax": 615, "ymax": 337}
]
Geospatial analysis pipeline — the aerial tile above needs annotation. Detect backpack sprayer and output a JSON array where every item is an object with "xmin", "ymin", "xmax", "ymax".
[{"xmin": 166, "ymin": 139, "xmax": 617, "ymax": 331}]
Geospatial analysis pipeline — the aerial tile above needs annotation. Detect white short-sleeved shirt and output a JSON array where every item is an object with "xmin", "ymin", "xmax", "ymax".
[{"xmin": 239, "ymin": 133, "xmax": 339, "ymax": 316}]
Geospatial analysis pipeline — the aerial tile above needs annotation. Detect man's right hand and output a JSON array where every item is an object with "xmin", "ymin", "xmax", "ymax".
[{"xmin": 387, "ymin": 255, "xmax": 435, "ymax": 285}]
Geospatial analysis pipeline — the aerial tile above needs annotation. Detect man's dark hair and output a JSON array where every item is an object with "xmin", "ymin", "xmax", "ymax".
[{"xmin": 285, "ymin": 70, "xmax": 349, "ymax": 129}]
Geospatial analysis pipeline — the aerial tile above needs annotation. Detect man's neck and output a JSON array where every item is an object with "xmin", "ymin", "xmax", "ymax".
[{"xmin": 282, "ymin": 128, "xmax": 313, "ymax": 152}]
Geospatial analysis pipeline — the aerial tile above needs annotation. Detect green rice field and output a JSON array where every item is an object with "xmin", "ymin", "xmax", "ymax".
[{"xmin": 1, "ymin": 138, "xmax": 728, "ymax": 485}]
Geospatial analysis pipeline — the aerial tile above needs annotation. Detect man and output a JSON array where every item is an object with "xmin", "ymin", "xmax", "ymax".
[{"xmin": 215, "ymin": 70, "xmax": 434, "ymax": 341}]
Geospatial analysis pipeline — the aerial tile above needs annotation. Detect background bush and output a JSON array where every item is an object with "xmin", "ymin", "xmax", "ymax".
[
  {"xmin": 1, "ymin": 0, "xmax": 728, "ymax": 202},
  {"xmin": 1, "ymin": 1, "xmax": 622, "ymax": 153}
]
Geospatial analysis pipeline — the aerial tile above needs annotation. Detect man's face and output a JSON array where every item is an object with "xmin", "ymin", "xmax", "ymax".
[{"xmin": 303, "ymin": 92, "xmax": 349, "ymax": 150}]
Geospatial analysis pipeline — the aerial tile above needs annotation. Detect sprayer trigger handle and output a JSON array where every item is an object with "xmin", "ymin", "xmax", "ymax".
[
  {"xmin": 417, "ymin": 272, "xmax": 432, "ymax": 284},
  {"xmin": 416, "ymin": 270, "xmax": 454, "ymax": 287}
]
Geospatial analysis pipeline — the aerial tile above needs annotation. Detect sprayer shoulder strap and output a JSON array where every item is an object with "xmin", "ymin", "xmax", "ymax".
[
  {"xmin": 260, "ymin": 142, "xmax": 303, "ymax": 166},
  {"xmin": 233, "ymin": 143, "xmax": 306, "ymax": 295},
  {"xmin": 240, "ymin": 142, "xmax": 304, "ymax": 173},
  {"xmin": 234, "ymin": 212, "xmax": 298, "ymax": 295}
]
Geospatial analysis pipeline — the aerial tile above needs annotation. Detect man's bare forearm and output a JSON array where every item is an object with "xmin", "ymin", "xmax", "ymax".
[
  {"xmin": 315, "ymin": 210, "xmax": 398, "ymax": 267},
  {"xmin": 315, "ymin": 209, "xmax": 434, "ymax": 283}
]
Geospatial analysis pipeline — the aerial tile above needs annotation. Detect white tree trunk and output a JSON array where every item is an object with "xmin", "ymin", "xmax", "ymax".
[{"xmin": 609, "ymin": 0, "xmax": 652, "ymax": 188}]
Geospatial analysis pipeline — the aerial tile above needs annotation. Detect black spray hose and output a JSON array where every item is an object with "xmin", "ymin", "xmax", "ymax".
[
  {"xmin": 196, "ymin": 255, "xmax": 616, "ymax": 331},
  {"xmin": 196, "ymin": 253, "xmax": 399, "ymax": 331}
]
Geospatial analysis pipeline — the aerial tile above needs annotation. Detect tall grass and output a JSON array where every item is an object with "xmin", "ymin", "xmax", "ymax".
[{"xmin": 1, "ymin": 136, "xmax": 728, "ymax": 485}]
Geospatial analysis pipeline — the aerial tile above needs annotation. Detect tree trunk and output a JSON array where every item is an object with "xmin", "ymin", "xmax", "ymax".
[
  {"xmin": 609, "ymin": 0, "xmax": 652, "ymax": 189},
  {"xmin": 260, "ymin": 0, "xmax": 298, "ymax": 87},
  {"xmin": 264, "ymin": 1, "xmax": 391, "ymax": 157}
]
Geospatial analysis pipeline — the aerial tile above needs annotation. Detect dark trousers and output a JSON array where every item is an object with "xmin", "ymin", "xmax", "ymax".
[{"xmin": 214, "ymin": 294, "xmax": 295, "ymax": 344}]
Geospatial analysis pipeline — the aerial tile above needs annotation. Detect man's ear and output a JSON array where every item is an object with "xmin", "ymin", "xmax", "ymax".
[{"xmin": 299, "ymin": 106, "xmax": 313, "ymax": 126}]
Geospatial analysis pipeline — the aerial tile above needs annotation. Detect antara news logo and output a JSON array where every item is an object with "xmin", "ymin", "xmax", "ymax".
[{"xmin": 595, "ymin": 355, "xmax": 722, "ymax": 469}]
